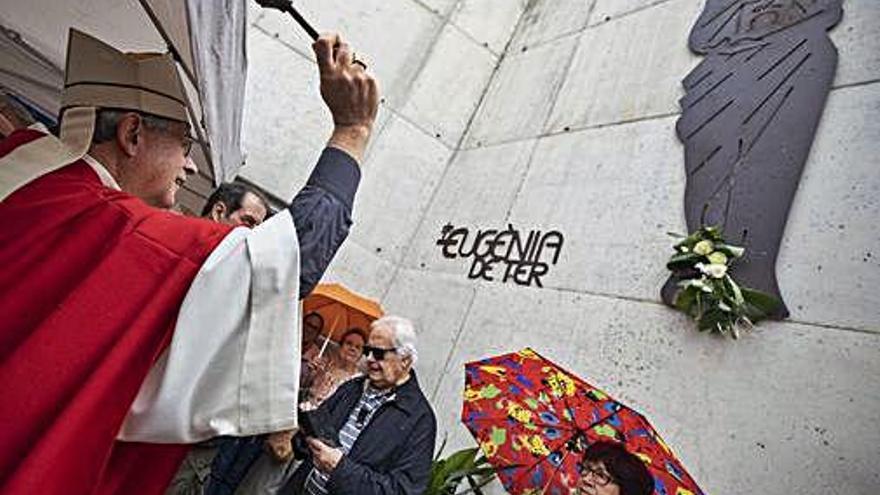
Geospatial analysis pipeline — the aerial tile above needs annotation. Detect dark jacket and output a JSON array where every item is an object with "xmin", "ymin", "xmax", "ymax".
[{"xmin": 282, "ymin": 373, "xmax": 437, "ymax": 495}]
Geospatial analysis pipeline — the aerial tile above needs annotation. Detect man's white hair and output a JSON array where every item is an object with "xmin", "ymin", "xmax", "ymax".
[{"xmin": 372, "ymin": 315, "xmax": 418, "ymax": 365}]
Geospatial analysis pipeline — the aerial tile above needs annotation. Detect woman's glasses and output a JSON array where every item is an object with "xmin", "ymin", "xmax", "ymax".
[{"xmin": 577, "ymin": 462, "xmax": 614, "ymax": 487}]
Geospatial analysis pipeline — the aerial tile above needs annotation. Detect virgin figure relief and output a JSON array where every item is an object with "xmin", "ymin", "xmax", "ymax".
[{"xmin": 662, "ymin": 0, "xmax": 844, "ymax": 318}]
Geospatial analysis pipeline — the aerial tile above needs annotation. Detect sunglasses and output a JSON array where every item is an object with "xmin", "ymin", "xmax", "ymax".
[{"xmin": 362, "ymin": 345, "xmax": 397, "ymax": 361}]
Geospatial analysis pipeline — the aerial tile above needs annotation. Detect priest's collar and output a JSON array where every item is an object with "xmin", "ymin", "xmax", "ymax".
[{"xmin": 82, "ymin": 154, "xmax": 121, "ymax": 191}]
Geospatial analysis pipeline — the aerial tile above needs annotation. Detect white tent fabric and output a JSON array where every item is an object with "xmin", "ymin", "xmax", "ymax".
[
  {"xmin": 0, "ymin": 26, "xmax": 63, "ymax": 118},
  {"xmin": 185, "ymin": 0, "xmax": 248, "ymax": 183},
  {"xmin": 0, "ymin": 0, "xmax": 247, "ymax": 188}
]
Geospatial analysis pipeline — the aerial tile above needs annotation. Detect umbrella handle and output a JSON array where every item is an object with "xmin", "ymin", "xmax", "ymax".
[
  {"xmin": 317, "ymin": 333, "xmax": 332, "ymax": 359},
  {"xmin": 255, "ymin": 0, "xmax": 319, "ymax": 40}
]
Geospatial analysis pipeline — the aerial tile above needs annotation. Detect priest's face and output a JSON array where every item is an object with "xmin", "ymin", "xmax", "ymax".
[{"xmin": 127, "ymin": 115, "xmax": 197, "ymax": 209}]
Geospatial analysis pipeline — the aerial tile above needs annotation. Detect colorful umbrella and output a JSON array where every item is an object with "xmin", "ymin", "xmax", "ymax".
[
  {"xmin": 461, "ymin": 348, "xmax": 703, "ymax": 495},
  {"xmin": 302, "ymin": 283, "xmax": 384, "ymax": 345}
]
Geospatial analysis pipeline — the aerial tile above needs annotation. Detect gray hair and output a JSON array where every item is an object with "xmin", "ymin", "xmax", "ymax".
[
  {"xmin": 372, "ymin": 315, "xmax": 418, "ymax": 365},
  {"xmin": 90, "ymin": 108, "xmax": 177, "ymax": 144}
]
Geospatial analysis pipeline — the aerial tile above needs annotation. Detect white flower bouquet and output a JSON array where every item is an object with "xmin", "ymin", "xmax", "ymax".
[{"xmin": 666, "ymin": 227, "xmax": 781, "ymax": 338}]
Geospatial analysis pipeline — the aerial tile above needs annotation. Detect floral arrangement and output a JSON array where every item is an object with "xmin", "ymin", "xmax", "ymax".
[{"xmin": 666, "ymin": 226, "xmax": 781, "ymax": 338}]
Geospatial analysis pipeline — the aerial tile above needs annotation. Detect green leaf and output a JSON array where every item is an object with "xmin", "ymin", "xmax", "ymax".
[
  {"xmin": 741, "ymin": 288, "xmax": 782, "ymax": 320},
  {"xmin": 667, "ymin": 252, "xmax": 703, "ymax": 270},
  {"xmin": 427, "ymin": 447, "xmax": 498, "ymax": 495},
  {"xmin": 701, "ymin": 226, "xmax": 724, "ymax": 241},
  {"xmin": 724, "ymin": 275, "xmax": 745, "ymax": 306},
  {"xmin": 674, "ymin": 287, "xmax": 697, "ymax": 313},
  {"xmin": 697, "ymin": 307, "xmax": 728, "ymax": 332}
]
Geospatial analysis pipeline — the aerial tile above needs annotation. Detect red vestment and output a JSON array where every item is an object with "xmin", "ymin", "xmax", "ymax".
[{"xmin": 0, "ymin": 130, "xmax": 233, "ymax": 494}]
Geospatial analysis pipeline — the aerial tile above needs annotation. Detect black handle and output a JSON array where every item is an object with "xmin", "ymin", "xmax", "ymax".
[{"xmin": 255, "ymin": 0, "xmax": 319, "ymax": 41}]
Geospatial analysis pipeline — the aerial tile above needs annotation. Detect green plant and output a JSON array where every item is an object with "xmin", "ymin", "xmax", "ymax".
[
  {"xmin": 427, "ymin": 435, "xmax": 497, "ymax": 495},
  {"xmin": 666, "ymin": 226, "xmax": 782, "ymax": 338}
]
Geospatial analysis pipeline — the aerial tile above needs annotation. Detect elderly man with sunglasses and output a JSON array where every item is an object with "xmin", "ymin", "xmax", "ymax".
[{"xmin": 281, "ymin": 315, "xmax": 437, "ymax": 495}]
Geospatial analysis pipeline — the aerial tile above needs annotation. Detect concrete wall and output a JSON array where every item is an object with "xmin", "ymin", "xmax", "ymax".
[{"xmin": 241, "ymin": 1, "xmax": 880, "ymax": 494}]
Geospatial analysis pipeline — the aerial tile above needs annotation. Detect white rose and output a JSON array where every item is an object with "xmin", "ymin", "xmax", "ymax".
[
  {"xmin": 694, "ymin": 240, "xmax": 714, "ymax": 255},
  {"xmin": 697, "ymin": 262, "xmax": 727, "ymax": 279},
  {"xmin": 707, "ymin": 252, "xmax": 728, "ymax": 265}
]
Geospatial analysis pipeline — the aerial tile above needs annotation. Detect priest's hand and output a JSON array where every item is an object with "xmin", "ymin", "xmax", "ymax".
[
  {"xmin": 265, "ymin": 429, "xmax": 296, "ymax": 462},
  {"xmin": 313, "ymin": 32, "xmax": 379, "ymax": 164},
  {"xmin": 306, "ymin": 436, "xmax": 343, "ymax": 473}
]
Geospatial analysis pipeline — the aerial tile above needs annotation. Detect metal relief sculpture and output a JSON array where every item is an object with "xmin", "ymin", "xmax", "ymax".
[{"xmin": 662, "ymin": 0, "xmax": 844, "ymax": 319}]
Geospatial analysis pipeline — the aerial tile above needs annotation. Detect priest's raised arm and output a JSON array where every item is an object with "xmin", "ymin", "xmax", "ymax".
[{"xmin": 0, "ymin": 29, "xmax": 378, "ymax": 495}]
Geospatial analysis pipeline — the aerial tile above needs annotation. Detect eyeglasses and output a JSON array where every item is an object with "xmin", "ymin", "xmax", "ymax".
[
  {"xmin": 362, "ymin": 345, "xmax": 397, "ymax": 361},
  {"xmin": 135, "ymin": 112, "xmax": 195, "ymax": 157},
  {"xmin": 181, "ymin": 134, "xmax": 195, "ymax": 157},
  {"xmin": 577, "ymin": 463, "xmax": 614, "ymax": 487}
]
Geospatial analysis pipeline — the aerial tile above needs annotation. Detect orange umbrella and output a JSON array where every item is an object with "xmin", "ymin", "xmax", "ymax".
[{"xmin": 302, "ymin": 283, "xmax": 384, "ymax": 349}]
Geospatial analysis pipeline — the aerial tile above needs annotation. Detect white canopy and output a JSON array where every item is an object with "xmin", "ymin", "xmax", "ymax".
[{"xmin": 0, "ymin": 0, "xmax": 248, "ymax": 211}]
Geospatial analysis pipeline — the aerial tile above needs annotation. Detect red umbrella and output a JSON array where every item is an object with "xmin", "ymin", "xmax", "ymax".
[{"xmin": 461, "ymin": 348, "xmax": 704, "ymax": 495}]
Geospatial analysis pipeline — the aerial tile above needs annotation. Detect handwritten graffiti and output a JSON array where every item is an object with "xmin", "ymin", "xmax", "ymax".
[{"xmin": 436, "ymin": 223, "xmax": 564, "ymax": 287}]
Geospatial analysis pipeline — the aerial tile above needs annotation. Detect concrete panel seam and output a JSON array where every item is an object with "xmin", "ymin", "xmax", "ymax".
[
  {"xmin": 456, "ymin": 75, "xmax": 873, "ymax": 152},
  {"xmin": 378, "ymin": 105, "xmax": 456, "ymax": 151},
  {"xmin": 510, "ymin": 27, "xmax": 583, "ymax": 56},
  {"xmin": 587, "ymin": 0, "xmax": 679, "ymax": 28},
  {"xmin": 785, "ymin": 319, "xmax": 880, "ymax": 337},
  {"xmin": 408, "ymin": 0, "xmax": 460, "ymax": 19},
  {"xmin": 580, "ymin": 0, "xmax": 602, "ymax": 33},
  {"xmin": 500, "ymin": 4, "xmax": 596, "ymax": 219},
  {"xmin": 382, "ymin": 2, "xmax": 534, "ymax": 299},
  {"xmin": 503, "ymin": 0, "xmax": 598, "ymax": 61},
  {"xmin": 429, "ymin": 285, "xmax": 479, "ymax": 402},
  {"xmin": 535, "ymin": 284, "xmax": 880, "ymax": 337},
  {"xmin": 503, "ymin": 139, "xmax": 541, "ymax": 221},
  {"xmin": 538, "ymin": 17, "xmax": 593, "ymax": 134},
  {"xmin": 462, "ymin": 111, "xmax": 684, "ymax": 151},
  {"xmin": 831, "ymin": 77, "xmax": 880, "ymax": 91},
  {"xmin": 446, "ymin": 20, "xmax": 504, "ymax": 58},
  {"xmin": 386, "ymin": 2, "xmax": 460, "ymax": 126},
  {"xmin": 252, "ymin": 24, "xmax": 315, "ymax": 64}
]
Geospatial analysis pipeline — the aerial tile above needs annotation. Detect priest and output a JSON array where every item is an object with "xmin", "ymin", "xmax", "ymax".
[{"xmin": 0, "ymin": 28, "xmax": 378, "ymax": 494}]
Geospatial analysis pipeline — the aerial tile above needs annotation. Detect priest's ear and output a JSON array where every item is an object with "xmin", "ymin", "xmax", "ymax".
[{"xmin": 115, "ymin": 112, "xmax": 144, "ymax": 157}]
